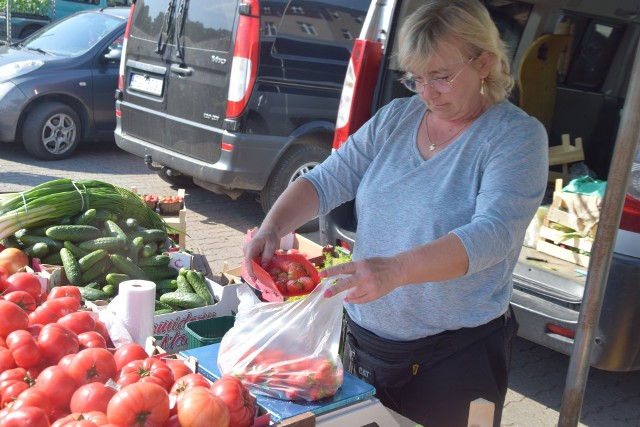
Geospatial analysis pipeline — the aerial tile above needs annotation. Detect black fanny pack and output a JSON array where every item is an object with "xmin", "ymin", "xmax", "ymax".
[{"xmin": 345, "ymin": 310, "xmax": 512, "ymax": 389}]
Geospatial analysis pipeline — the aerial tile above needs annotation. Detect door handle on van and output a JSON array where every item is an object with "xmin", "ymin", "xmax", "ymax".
[{"xmin": 170, "ymin": 64, "xmax": 193, "ymax": 76}]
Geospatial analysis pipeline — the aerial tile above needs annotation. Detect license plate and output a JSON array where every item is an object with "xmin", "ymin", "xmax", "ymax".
[{"xmin": 129, "ymin": 73, "xmax": 164, "ymax": 96}]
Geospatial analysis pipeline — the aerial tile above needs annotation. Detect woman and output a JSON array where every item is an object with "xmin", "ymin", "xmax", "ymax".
[{"xmin": 244, "ymin": 0, "xmax": 548, "ymax": 425}]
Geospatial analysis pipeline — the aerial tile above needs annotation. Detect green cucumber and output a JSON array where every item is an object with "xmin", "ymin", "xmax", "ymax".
[
  {"xmin": 60, "ymin": 247, "xmax": 82, "ymax": 285},
  {"xmin": 176, "ymin": 275, "xmax": 193, "ymax": 293},
  {"xmin": 130, "ymin": 229, "xmax": 167, "ymax": 243},
  {"xmin": 141, "ymin": 266, "xmax": 179, "ymax": 281},
  {"xmin": 74, "ymin": 209, "xmax": 97, "ymax": 225},
  {"xmin": 155, "ymin": 279, "xmax": 178, "ymax": 291},
  {"xmin": 125, "ymin": 218, "xmax": 139, "ymax": 230},
  {"xmin": 110, "ymin": 254, "xmax": 148, "ymax": 279},
  {"xmin": 78, "ymin": 286, "xmax": 109, "ymax": 301},
  {"xmin": 94, "ymin": 209, "xmax": 117, "ymax": 222},
  {"xmin": 86, "ymin": 281, "xmax": 102, "ymax": 289},
  {"xmin": 137, "ymin": 254, "xmax": 170, "ymax": 268},
  {"xmin": 81, "ymin": 257, "xmax": 112, "ymax": 283},
  {"xmin": 154, "ymin": 308, "xmax": 174, "ymax": 315},
  {"xmin": 46, "ymin": 225, "xmax": 102, "ymax": 242},
  {"xmin": 64, "ymin": 241, "xmax": 91, "ymax": 258},
  {"xmin": 42, "ymin": 251, "xmax": 63, "ymax": 265},
  {"xmin": 104, "ymin": 220, "xmax": 128, "ymax": 241},
  {"xmin": 141, "ymin": 242, "xmax": 159, "ymax": 258},
  {"xmin": 160, "ymin": 292, "xmax": 207, "ymax": 309},
  {"xmin": 78, "ymin": 249, "xmax": 109, "ymax": 272},
  {"xmin": 187, "ymin": 270, "xmax": 214, "ymax": 305},
  {"xmin": 17, "ymin": 234, "xmax": 63, "ymax": 250},
  {"xmin": 78, "ymin": 237, "xmax": 127, "ymax": 252},
  {"xmin": 101, "ymin": 284, "xmax": 117, "ymax": 297},
  {"xmin": 106, "ymin": 273, "xmax": 130, "ymax": 287},
  {"xmin": 24, "ymin": 242, "xmax": 50, "ymax": 259},
  {"xmin": 128, "ymin": 236, "xmax": 145, "ymax": 264}
]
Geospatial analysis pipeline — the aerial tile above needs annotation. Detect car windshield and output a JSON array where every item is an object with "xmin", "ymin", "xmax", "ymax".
[{"xmin": 23, "ymin": 12, "xmax": 122, "ymax": 56}]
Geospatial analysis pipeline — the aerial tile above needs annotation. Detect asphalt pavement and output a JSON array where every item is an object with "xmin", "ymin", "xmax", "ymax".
[{"xmin": 1, "ymin": 141, "xmax": 639, "ymax": 427}]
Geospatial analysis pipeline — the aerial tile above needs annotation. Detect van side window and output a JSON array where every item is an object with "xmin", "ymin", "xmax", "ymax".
[
  {"xmin": 564, "ymin": 20, "xmax": 625, "ymax": 90},
  {"xmin": 182, "ymin": 2, "xmax": 235, "ymax": 51},
  {"xmin": 271, "ymin": 0, "xmax": 366, "ymax": 62}
]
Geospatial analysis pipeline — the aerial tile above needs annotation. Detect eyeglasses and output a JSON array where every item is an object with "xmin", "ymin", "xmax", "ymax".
[{"xmin": 401, "ymin": 57, "xmax": 476, "ymax": 94}]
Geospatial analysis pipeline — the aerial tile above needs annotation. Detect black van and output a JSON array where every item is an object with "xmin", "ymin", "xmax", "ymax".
[
  {"xmin": 114, "ymin": 0, "xmax": 368, "ymax": 231},
  {"xmin": 320, "ymin": 0, "xmax": 640, "ymax": 371}
]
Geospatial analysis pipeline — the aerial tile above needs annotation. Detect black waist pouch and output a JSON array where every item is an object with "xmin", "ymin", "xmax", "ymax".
[{"xmin": 345, "ymin": 311, "xmax": 509, "ymax": 389}]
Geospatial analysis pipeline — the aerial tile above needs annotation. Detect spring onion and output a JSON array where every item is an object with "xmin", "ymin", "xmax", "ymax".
[{"xmin": 0, "ymin": 179, "xmax": 174, "ymax": 240}]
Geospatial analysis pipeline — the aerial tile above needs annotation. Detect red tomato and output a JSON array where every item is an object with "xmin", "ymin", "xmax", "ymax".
[
  {"xmin": 169, "ymin": 373, "xmax": 211, "ymax": 412},
  {"xmin": 162, "ymin": 414, "xmax": 181, "ymax": 427},
  {"xmin": 52, "ymin": 411, "xmax": 109, "ymax": 427},
  {"xmin": 4, "ymin": 272, "xmax": 42, "ymax": 300},
  {"xmin": 37, "ymin": 323, "xmax": 79, "ymax": 365},
  {"xmin": 0, "ymin": 380, "xmax": 30, "ymax": 407},
  {"xmin": 107, "ymin": 382, "xmax": 170, "ymax": 427},
  {"xmin": 210, "ymin": 375, "xmax": 255, "ymax": 427},
  {"xmin": 78, "ymin": 331, "xmax": 107, "ymax": 349},
  {"xmin": 177, "ymin": 386, "xmax": 230, "ymax": 427},
  {"xmin": 164, "ymin": 358, "xmax": 193, "ymax": 380},
  {"xmin": 6, "ymin": 329, "xmax": 42, "ymax": 368},
  {"xmin": 0, "ymin": 248, "xmax": 29, "ymax": 275},
  {"xmin": 11, "ymin": 387, "xmax": 52, "ymax": 418},
  {"xmin": 93, "ymin": 320, "xmax": 113, "ymax": 348},
  {"xmin": 113, "ymin": 342, "xmax": 148, "ymax": 371},
  {"xmin": 70, "ymin": 382, "xmax": 117, "ymax": 414},
  {"xmin": 34, "ymin": 365, "xmax": 77, "ymax": 412},
  {"xmin": 0, "ymin": 367, "xmax": 30, "ymax": 383},
  {"xmin": 29, "ymin": 298, "xmax": 79, "ymax": 326},
  {"xmin": 0, "ymin": 348, "xmax": 17, "ymax": 372},
  {"xmin": 0, "ymin": 300, "xmax": 29, "ymax": 339},
  {"xmin": 57, "ymin": 311, "xmax": 97, "ymax": 335},
  {"xmin": 0, "ymin": 266, "xmax": 9, "ymax": 291},
  {"xmin": 117, "ymin": 357, "xmax": 175, "ymax": 391},
  {"xmin": 47, "ymin": 286, "xmax": 83, "ymax": 303},
  {"xmin": 3, "ymin": 291, "xmax": 37, "ymax": 313},
  {"xmin": 64, "ymin": 348, "xmax": 117, "ymax": 386},
  {"xmin": 1, "ymin": 406, "xmax": 50, "ymax": 427}
]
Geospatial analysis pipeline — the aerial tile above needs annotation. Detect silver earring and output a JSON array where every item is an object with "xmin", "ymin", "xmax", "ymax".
[{"xmin": 480, "ymin": 79, "xmax": 485, "ymax": 95}]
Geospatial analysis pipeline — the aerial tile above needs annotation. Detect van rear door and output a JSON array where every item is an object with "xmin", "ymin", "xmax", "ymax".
[{"xmin": 120, "ymin": 0, "xmax": 235, "ymax": 161}]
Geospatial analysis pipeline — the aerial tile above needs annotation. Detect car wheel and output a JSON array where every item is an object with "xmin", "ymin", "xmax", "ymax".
[
  {"xmin": 156, "ymin": 166, "xmax": 195, "ymax": 188},
  {"xmin": 22, "ymin": 102, "xmax": 81, "ymax": 161},
  {"xmin": 260, "ymin": 144, "xmax": 330, "ymax": 233}
]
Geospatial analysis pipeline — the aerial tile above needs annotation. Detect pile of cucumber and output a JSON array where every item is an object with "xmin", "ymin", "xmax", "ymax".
[{"xmin": 10, "ymin": 208, "xmax": 215, "ymax": 313}]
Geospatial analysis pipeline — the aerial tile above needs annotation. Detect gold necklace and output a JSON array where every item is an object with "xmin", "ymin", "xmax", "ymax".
[{"xmin": 424, "ymin": 111, "xmax": 468, "ymax": 151}]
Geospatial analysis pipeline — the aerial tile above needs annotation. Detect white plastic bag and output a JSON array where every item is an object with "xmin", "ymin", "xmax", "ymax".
[{"xmin": 218, "ymin": 277, "xmax": 347, "ymax": 401}]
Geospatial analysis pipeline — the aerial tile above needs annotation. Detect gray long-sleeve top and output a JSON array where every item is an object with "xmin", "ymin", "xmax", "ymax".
[{"xmin": 303, "ymin": 95, "xmax": 548, "ymax": 340}]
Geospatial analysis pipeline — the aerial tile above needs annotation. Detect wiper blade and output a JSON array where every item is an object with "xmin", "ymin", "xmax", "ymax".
[
  {"xmin": 175, "ymin": 0, "xmax": 189, "ymax": 59},
  {"xmin": 156, "ymin": 0, "xmax": 178, "ymax": 55},
  {"xmin": 26, "ymin": 46, "xmax": 52, "ymax": 55}
]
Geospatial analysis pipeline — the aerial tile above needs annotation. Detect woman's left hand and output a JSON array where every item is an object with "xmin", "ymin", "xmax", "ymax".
[{"xmin": 319, "ymin": 257, "xmax": 405, "ymax": 303}]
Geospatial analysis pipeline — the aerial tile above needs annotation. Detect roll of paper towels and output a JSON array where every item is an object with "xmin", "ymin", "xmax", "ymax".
[{"xmin": 116, "ymin": 280, "xmax": 156, "ymax": 346}]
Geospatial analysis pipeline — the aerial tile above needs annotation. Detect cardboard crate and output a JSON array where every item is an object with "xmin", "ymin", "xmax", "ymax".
[{"xmin": 152, "ymin": 279, "xmax": 240, "ymax": 353}]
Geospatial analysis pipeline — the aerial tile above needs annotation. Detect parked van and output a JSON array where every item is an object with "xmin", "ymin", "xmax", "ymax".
[
  {"xmin": 320, "ymin": 0, "xmax": 640, "ymax": 371},
  {"xmin": 114, "ymin": 0, "xmax": 369, "ymax": 231}
]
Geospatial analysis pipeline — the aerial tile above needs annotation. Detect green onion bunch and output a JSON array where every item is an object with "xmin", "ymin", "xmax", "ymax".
[{"xmin": 0, "ymin": 179, "xmax": 170, "ymax": 240}]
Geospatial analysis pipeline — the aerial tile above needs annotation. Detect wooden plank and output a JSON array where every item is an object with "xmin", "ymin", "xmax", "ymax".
[
  {"xmin": 538, "ymin": 226, "xmax": 593, "ymax": 252},
  {"xmin": 536, "ymin": 240, "xmax": 590, "ymax": 267}
]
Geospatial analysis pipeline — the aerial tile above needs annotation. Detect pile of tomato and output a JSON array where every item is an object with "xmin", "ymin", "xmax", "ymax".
[{"xmin": 0, "ymin": 248, "xmax": 255, "ymax": 427}]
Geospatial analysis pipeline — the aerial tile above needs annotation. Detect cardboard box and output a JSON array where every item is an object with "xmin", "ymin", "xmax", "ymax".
[{"xmin": 153, "ymin": 279, "xmax": 240, "ymax": 353}]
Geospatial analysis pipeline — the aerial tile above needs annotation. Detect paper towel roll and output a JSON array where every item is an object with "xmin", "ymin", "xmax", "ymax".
[{"xmin": 116, "ymin": 280, "xmax": 156, "ymax": 346}]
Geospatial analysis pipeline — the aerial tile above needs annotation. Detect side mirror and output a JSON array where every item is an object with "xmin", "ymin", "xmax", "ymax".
[{"xmin": 104, "ymin": 48, "xmax": 122, "ymax": 62}]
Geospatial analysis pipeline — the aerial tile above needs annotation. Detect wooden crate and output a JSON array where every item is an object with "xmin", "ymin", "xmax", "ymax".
[
  {"xmin": 548, "ymin": 134, "xmax": 584, "ymax": 183},
  {"xmin": 536, "ymin": 225, "xmax": 592, "ymax": 267},
  {"xmin": 131, "ymin": 187, "xmax": 187, "ymax": 248}
]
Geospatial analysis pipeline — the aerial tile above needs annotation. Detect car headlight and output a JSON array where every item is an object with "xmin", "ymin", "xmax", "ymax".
[{"xmin": 0, "ymin": 60, "xmax": 45, "ymax": 82}]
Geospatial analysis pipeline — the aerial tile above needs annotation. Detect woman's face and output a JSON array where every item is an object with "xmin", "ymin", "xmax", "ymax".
[{"xmin": 411, "ymin": 42, "xmax": 488, "ymax": 121}]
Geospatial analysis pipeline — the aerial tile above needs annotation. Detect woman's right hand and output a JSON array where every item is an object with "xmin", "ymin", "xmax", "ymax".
[{"xmin": 243, "ymin": 226, "xmax": 280, "ymax": 279}]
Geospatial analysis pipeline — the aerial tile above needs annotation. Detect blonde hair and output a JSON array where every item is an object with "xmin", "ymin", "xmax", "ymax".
[{"xmin": 396, "ymin": 0, "xmax": 513, "ymax": 103}]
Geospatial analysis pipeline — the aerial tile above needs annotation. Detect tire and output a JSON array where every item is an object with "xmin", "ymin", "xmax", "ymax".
[
  {"xmin": 22, "ymin": 102, "xmax": 81, "ymax": 161},
  {"xmin": 156, "ymin": 166, "xmax": 195, "ymax": 188},
  {"xmin": 260, "ymin": 144, "xmax": 330, "ymax": 233}
]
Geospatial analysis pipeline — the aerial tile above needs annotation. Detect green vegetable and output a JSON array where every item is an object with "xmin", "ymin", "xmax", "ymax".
[
  {"xmin": 78, "ymin": 286, "xmax": 109, "ymax": 301},
  {"xmin": 104, "ymin": 220, "xmax": 128, "ymax": 241},
  {"xmin": 74, "ymin": 208, "xmax": 97, "ymax": 225},
  {"xmin": 128, "ymin": 236, "xmax": 145, "ymax": 264},
  {"xmin": 60, "ymin": 248, "xmax": 82, "ymax": 285},
  {"xmin": 46, "ymin": 225, "xmax": 102, "ymax": 242},
  {"xmin": 187, "ymin": 270, "xmax": 214, "ymax": 305},
  {"xmin": 155, "ymin": 279, "xmax": 178, "ymax": 290},
  {"xmin": 78, "ymin": 249, "xmax": 109, "ymax": 272},
  {"xmin": 63, "ymin": 241, "xmax": 91, "ymax": 258},
  {"xmin": 42, "ymin": 251, "xmax": 63, "ymax": 265},
  {"xmin": 78, "ymin": 237, "xmax": 127, "ymax": 251},
  {"xmin": 176, "ymin": 275, "xmax": 193, "ymax": 293},
  {"xmin": 141, "ymin": 242, "xmax": 159, "ymax": 258},
  {"xmin": 16, "ymin": 234, "xmax": 62, "ymax": 250},
  {"xmin": 110, "ymin": 254, "xmax": 148, "ymax": 279},
  {"xmin": 160, "ymin": 292, "xmax": 207, "ymax": 309},
  {"xmin": 137, "ymin": 254, "xmax": 170, "ymax": 268},
  {"xmin": 106, "ymin": 273, "xmax": 130, "ymax": 287},
  {"xmin": 24, "ymin": 242, "xmax": 50, "ymax": 259},
  {"xmin": 102, "ymin": 284, "xmax": 117, "ymax": 297},
  {"xmin": 141, "ymin": 266, "xmax": 179, "ymax": 281},
  {"xmin": 81, "ymin": 257, "xmax": 112, "ymax": 283},
  {"xmin": 0, "ymin": 179, "xmax": 171, "ymax": 240},
  {"xmin": 130, "ymin": 229, "xmax": 167, "ymax": 243}
]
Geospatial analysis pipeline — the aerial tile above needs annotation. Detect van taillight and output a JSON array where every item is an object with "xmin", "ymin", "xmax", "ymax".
[
  {"xmin": 332, "ymin": 39, "xmax": 383, "ymax": 150},
  {"xmin": 620, "ymin": 195, "xmax": 640, "ymax": 233},
  {"xmin": 226, "ymin": 0, "xmax": 260, "ymax": 118},
  {"xmin": 118, "ymin": 2, "xmax": 136, "ymax": 92},
  {"xmin": 546, "ymin": 323, "xmax": 576, "ymax": 339}
]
